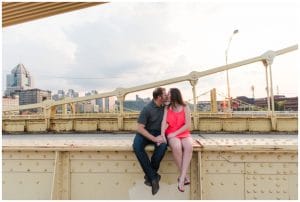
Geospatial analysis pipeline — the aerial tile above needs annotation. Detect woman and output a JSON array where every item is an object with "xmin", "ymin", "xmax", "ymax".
[{"xmin": 161, "ymin": 88, "xmax": 193, "ymax": 192}]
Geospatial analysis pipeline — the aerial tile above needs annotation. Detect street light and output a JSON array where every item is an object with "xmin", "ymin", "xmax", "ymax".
[{"xmin": 225, "ymin": 29, "xmax": 239, "ymax": 112}]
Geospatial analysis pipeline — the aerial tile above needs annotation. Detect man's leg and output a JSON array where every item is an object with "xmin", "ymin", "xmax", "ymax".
[
  {"xmin": 132, "ymin": 133, "xmax": 157, "ymax": 181},
  {"xmin": 151, "ymin": 142, "xmax": 168, "ymax": 174}
]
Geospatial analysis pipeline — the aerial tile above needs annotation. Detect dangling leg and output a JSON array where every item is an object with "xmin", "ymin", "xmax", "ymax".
[{"xmin": 179, "ymin": 136, "xmax": 193, "ymax": 188}]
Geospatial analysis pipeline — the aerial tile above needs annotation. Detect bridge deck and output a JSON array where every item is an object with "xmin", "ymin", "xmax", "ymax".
[{"xmin": 2, "ymin": 133, "xmax": 297, "ymax": 152}]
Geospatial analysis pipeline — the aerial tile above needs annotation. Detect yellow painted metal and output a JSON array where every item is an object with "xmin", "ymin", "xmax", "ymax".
[
  {"xmin": 2, "ymin": 114, "xmax": 298, "ymax": 133},
  {"xmin": 210, "ymin": 88, "xmax": 217, "ymax": 113},
  {"xmin": 2, "ymin": 134, "xmax": 297, "ymax": 200},
  {"xmin": 2, "ymin": 2, "xmax": 106, "ymax": 27}
]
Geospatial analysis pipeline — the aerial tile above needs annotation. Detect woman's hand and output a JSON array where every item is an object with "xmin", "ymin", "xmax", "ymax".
[{"xmin": 167, "ymin": 132, "xmax": 176, "ymax": 140}]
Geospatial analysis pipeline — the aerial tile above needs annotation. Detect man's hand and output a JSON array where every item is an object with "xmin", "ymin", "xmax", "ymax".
[{"xmin": 154, "ymin": 135, "xmax": 166, "ymax": 146}]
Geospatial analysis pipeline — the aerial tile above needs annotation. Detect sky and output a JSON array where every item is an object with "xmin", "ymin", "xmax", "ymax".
[{"xmin": 2, "ymin": 0, "xmax": 299, "ymax": 101}]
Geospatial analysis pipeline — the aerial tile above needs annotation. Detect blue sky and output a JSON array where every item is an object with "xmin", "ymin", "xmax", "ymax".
[{"xmin": 2, "ymin": 1, "xmax": 299, "ymax": 101}]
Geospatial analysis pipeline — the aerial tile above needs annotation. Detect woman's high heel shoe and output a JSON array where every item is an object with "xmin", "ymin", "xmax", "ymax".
[{"xmin": 177, "ymin": 177, "xmax": 191, "ymax": 186}]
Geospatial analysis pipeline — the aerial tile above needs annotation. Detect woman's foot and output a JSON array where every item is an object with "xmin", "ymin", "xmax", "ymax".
[
  {"xmin": 177, "ymin": 177, "xmax": 185, "ymax": 192},
  {"xmin": 184, "ymin": 177, "xmax": 190, "ymax": 185},
  {"xmin": 177, "ymin": 176, "xmax": 190, "ymax": 185}
]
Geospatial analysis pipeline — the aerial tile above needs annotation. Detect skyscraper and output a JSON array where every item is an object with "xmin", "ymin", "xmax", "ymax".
[{"xmin": 5, "ymin": 63, "xmax": 33, "ymax": 96}]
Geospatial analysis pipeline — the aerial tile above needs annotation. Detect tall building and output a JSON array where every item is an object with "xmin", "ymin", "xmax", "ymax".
[
  {"xmin": 5, "ymin": 63, "xmax": 33, "ymax": 96},
  {"xmin": 14, "ymin": 88, "xmax": 51, "ymax": 113}
]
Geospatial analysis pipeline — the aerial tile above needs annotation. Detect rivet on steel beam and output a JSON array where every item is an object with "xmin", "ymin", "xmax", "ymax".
[
  {"xmin": 247, "ymin": 190, "xmax": 251, "ymax": 193},
  {"xmin": 115, "ymin": 182, "xmax": 119, "ymax": 185},
  {"xmin": 253, "ymin": 190, "xmax": 257, "ymax": 193},
  {"xmin": 210, "ymin": 182, "xmax": 214, "ymax": 186},
  {"xmin": 276, "ymin": 197, "xmax": 280, "ymax": 200},
  {"xmin": 233, "ymin": 182, "xmax": 237, "ymax": 186},
  {"xmin": 220, "ymin": 182, "xmax": 224, "ymax": 186},
  {"xmin": 253, "ymin": 183, "xmax": 257, "ymax": 187},
  {"xmin": 36, "ymin": 181, "xmax": 40, "ymax": 184},
  {"xmin": 44, "ymin": 169, "xmax": 48, "ymax": 172},
  {"xmin": 269, "ymin": 190, "xmax": 272, "ymax": 193},
  {"xmin": 133, "ymin": 162, "xmax": 136, "ymax": 166},
  {"xmin": 27, "ymin": 169, "xmax": 30, "ymax": 172},
  {"xmin": 98, "ymin": 181, "xmax": 101, "ymax": 185},
  {"xmin": 125, "ymin": 169, "xmax": 128, "ymax": 173},
  {"xmin": 80, "ymin": 182, "xmax": 84, "ymax": 184},
  {"xmin": 253, "ymin": 155, "xmax": 257, "ymax": 159},
  {"xmin": 253, "ymin": 197, "xmax": 257, "ymax": 199},
  {"xmin": 283, "ymin": 177, "xmax": 287, "ymax": 181}
]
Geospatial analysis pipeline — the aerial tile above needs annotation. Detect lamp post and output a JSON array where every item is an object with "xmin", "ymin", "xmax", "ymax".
[{"xmin": 225, "ymin": 29, "xmax": 239, "ymax": 112}]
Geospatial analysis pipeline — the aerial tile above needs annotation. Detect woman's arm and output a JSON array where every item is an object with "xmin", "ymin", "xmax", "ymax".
[{"xmin": 167, "ymin": 104, "xmax": 191, "ymax": 139}]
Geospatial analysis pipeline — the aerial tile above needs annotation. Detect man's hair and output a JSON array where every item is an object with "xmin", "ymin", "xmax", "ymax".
[{"xmin": 153, "ymin": 87, "xmax": 165, "ymax": 99}]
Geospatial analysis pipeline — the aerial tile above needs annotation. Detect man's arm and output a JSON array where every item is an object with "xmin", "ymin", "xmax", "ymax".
[{"xmin": 137, "ymin": 123, "xmax": 164, "ymax": 143}]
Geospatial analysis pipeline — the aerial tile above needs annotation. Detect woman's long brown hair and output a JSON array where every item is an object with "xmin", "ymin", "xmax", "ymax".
[{"xmin": 169, "ymin": 88, "xmax": 186, "ymax": 108}]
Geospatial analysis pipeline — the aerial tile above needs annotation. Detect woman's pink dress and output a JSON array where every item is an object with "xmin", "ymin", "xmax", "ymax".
[{"xmin": 165, "ymin": 107, "xmax": 190, "ymax": 139}]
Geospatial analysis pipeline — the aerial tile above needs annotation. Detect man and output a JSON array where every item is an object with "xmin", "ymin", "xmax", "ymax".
[{"xmin": 132, "ymin": 87, "xmax": 168, "ymax": 195}]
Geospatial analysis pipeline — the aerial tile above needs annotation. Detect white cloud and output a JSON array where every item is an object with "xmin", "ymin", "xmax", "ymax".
[{"xmin": 2, "ymin": 1, "xmax": 298, "ymax": 100}]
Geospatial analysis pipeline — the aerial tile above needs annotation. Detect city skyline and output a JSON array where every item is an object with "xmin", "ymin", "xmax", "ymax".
[{"xmin": 2, "ymin": 1, "xmax": 299, "ymax": 101}]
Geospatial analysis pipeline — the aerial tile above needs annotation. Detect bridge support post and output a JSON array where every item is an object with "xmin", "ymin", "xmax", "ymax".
[
  {"xmin": 189, "ymin": 79, "xmax": 198, "ymax": 130},
  {"xmin": 51, "ymin": 151, "xmax": 70, "ymax": 200},
  {"xmin": 210, "ymin": 88, "xmax": 217, "ymax": 113},
  {"xmin": 117, "ymin": 91, "xmax": 125, "ymax": 130},
  {"xmin": 262, "ymin": 51, "xmax": 277, "ymax": 130}
]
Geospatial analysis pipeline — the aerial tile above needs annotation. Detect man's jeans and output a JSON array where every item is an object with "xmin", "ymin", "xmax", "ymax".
[{"xmin": 133, "ymin": 131, "xmax": 168, "ymax": 181}]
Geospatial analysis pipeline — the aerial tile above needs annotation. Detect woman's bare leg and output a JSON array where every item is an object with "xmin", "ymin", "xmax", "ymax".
[
  {"xmin": 168, "ymin": 137, "xmax": 183, "ymax": 172},
  {"xmin": 179, "ymin": 136, "xmax": 193, "ymax": 187}
]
